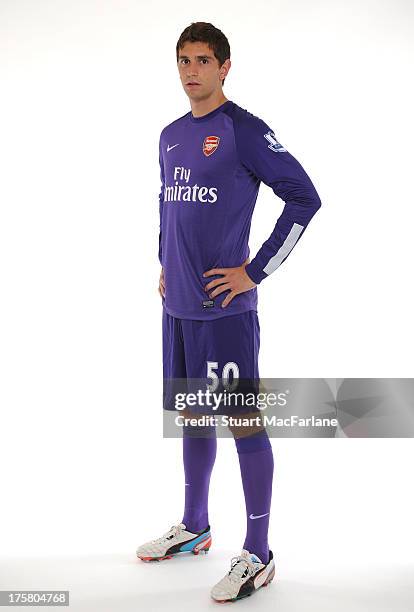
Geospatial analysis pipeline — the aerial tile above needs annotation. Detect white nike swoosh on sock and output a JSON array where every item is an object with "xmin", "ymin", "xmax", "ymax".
[{"xmin": 249, "ymin": 512, "xmax": 269, "ymax": 520}]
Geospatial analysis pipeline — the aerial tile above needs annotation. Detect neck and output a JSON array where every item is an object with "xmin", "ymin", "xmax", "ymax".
[{"xmin": 190, "ymin": 92, "xmax": 229, "ymax": 118}]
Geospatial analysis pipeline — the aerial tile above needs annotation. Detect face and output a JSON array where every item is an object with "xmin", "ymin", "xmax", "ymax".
[{"xmin": 177, "ymin": 41, "xmax": 230, "ymax": 101}]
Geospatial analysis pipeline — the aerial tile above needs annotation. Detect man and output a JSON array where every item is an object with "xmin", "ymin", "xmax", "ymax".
[{"xmin": 136, "ymin": 22, "xmax": 322, "ymax": 602}]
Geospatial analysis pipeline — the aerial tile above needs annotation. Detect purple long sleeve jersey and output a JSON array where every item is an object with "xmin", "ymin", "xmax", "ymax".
[{"xmin": 158, "ymin": 99, "xmax": 321, "ymax": 320}]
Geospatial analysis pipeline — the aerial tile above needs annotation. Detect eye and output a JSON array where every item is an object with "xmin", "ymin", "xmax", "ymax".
[{"xmin": 200, "ymin": 59, "xmax": 208, "ymax": 64}]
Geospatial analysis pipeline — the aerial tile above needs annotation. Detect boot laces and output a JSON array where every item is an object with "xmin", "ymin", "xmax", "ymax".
[
  {"xmin": 228, "ymin": 555, "xmax": 256, "ymax": 582},
  {"xmin": 152, "ymin": 524, "xmax": 183, "ymax": 544}
]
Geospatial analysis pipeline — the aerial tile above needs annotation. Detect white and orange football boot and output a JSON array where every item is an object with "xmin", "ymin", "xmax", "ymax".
[
  {"xmin": 210, "ymin": 549, "xmax": 275, "ymax": 602},
  {"xmin": 136, "ymin": 522, "xmax": 212, "ymax": 562}
]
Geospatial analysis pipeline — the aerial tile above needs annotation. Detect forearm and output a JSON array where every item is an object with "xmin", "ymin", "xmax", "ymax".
[{"xmin": 245, "ymin": 192, "xmax": 321, "ymax": 285}]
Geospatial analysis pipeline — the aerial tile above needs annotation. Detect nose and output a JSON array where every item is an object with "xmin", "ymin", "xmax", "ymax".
[{"xmin": 185, "ymin": 61, "xmax": 198, "ymax": 76}]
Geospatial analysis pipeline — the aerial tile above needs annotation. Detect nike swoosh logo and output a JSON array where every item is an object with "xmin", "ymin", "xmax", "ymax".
[
  {"xmin": 249, "ymin": 512, "xmax": 269, "ymax": 520},
  {"xmin": 167, "ymin": 143, "xmax": 180, "ymax": 152}
]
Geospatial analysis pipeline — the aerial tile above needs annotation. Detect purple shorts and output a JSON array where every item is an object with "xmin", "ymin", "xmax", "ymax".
[{"xmin": 162, "ymin": 308, "xmax": 260, "ymax": 412}]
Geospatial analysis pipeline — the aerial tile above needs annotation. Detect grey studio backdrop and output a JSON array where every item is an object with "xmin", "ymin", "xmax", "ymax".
[{"xmin": 162, "ymin": 379, "xmax": 414, "ymax": 438}]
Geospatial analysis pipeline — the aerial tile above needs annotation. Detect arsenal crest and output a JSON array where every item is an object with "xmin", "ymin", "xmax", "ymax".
[{"xmin": 203, "ymin": 135, "xmax": 220, "ymax": 157}]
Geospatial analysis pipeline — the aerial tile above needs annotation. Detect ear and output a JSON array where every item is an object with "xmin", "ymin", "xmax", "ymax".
[{"xmin": 219, "ymin": 58, "xmax": 231, "ymax": 80}]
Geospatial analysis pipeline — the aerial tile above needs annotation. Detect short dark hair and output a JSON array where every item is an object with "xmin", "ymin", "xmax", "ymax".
[{"xmin": 176, "ymin": 22, "xmax": 231, "ymax": 85}]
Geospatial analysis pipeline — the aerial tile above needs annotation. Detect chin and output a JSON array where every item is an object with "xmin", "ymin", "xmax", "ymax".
[{"xmin": 187, "ymin": 91, "xmax": 203, "ymax": 101}]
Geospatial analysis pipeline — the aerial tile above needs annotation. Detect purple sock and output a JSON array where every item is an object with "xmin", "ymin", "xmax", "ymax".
[
  {"xmin": 182, "ymin": 433, "xmax": 217, "ymax": 533},
  {"xmin": 235, "ymin": 430, "xmax": 274, "ymax": 564}
]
